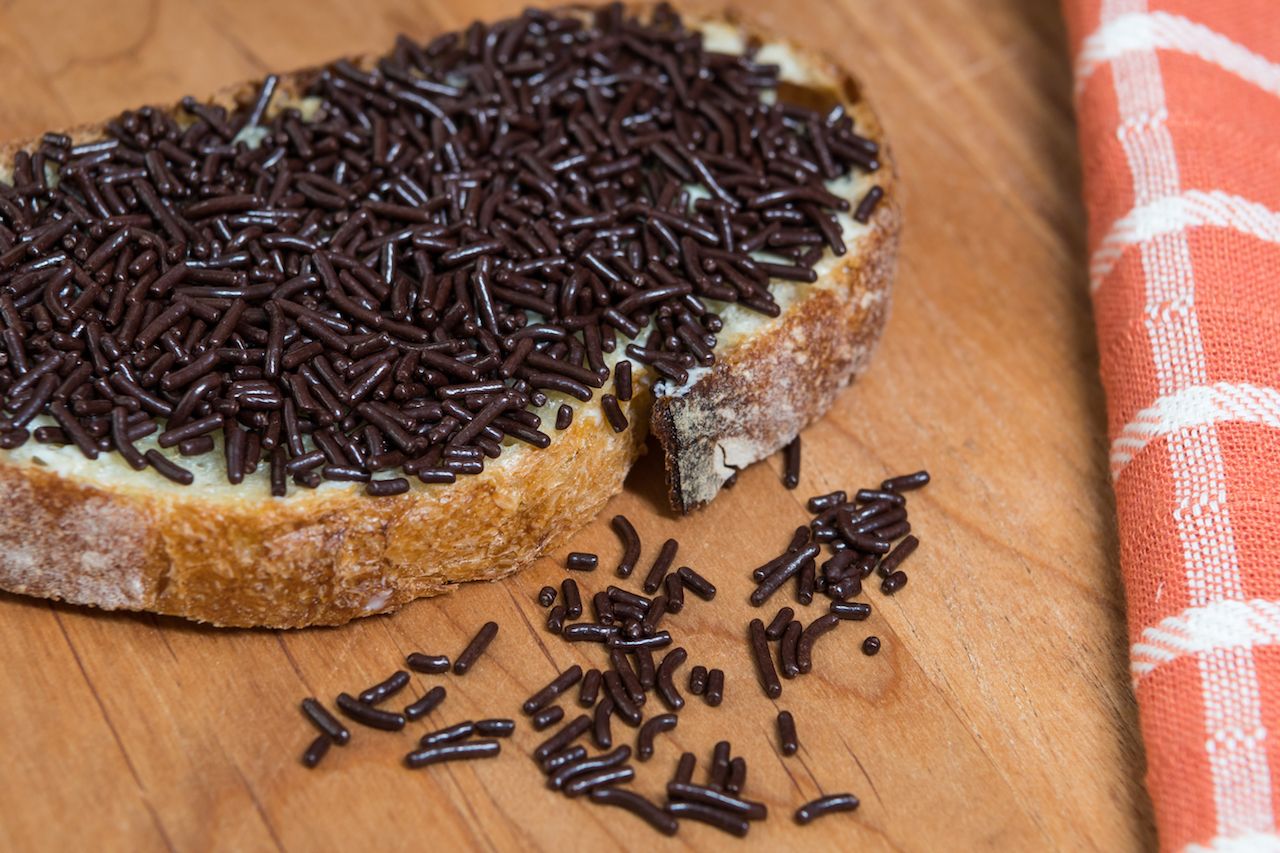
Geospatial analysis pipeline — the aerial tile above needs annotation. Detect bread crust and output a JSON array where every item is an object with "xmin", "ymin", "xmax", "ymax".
[
  {"xmin": 652, "ymin": 195, "xmax": 898, "ymax": 511},
  {"xmin": 0, "ymin": 9, "xmax": 899, "ymax": 626}
]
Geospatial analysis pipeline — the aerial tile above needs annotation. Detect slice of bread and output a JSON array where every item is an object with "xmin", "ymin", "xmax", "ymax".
[{"xmin": 0, "ymin": 8, "xmax": 899, "ymax": 627}]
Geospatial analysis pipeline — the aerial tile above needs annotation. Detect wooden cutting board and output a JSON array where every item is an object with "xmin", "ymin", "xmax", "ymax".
[{"xmin": 0, "ymin": 0, "xmax": 1158, "ymax": 849}]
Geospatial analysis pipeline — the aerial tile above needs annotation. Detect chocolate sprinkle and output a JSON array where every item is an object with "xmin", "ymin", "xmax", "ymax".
[
  {"xmin": 566, "ymin": 551, "xmax": 598, "ymax": 571},
  {"xmin": 636, "ymin": 713, "xmax": 678, "ymax": 761},
  {"xmin": 777, "ymin": 709, "xmax": 799, "ymax": 756},
  {"xmin": 522, "ymin": 664, "xmax": 584, "ymax": 715},
  {"xmin": 601, "ymin": 394, "xmax": 628, "ymax": 432},
  {"xmin": 404, "ymin": 685, "xmax": 447, "ymax": 721},
  {"xmin": 795, "ymin": 793, "xmax": 860, "ymax": 824},
  {"xmin": 667, "ymin": 801, "xmax": 749, "ymax": 837},
  {"xmin": 302, "ymin": 734, "xmax": 332, "ymax": 769},
  {"xmin": 748, "ymin": 618, "xmax": 782, "ymax": 699},
  {"xmin": 335, "ymin": 691, "xmax": 406, "ymax": 731},
  {"xmin": 642, "ymin": 538, "xmax": 678, "ymax": 594},
  {"xmin": 782, "ymin": 436, "xmax": 801, "ymax": 488},
  {"xmin": 405, "ymin": 739, "xmax": 501, "ymax": 768},
  {"xmin": 611, "ymin": 514, "xmax": 642, "ymax": 578},
  {"xmin": 358, "ymin": 670, "xmax": 410, "ymax": 705},
  {"xmin": 532, "ymin": 705, "xmax": 566, "ymax": 731},
  {"xmin": 406, "ymin": 651, "xmax": 451, "ymax": 673},
  {"xmin": 300, "ymin": 697, "xmax": 350, "ymax": 745},
  {"xmin": 588, "ymin": 787, "xmax": 678, "ymax": 836},
  {"xmin": 453, "ymin": 620, "xmax": 498, "ymax": 675},
  {"xmin": 705, "ymin": 668, "xmax": 725, "ymax": 706},
  {"xmin": 688, "ymin": 664, "xmax": 708, "ymax": 696}
]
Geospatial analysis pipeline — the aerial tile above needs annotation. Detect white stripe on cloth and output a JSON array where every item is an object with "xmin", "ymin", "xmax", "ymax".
[
  {"xmin": 1111, "ymin": 383, "xmax": 1280, "ymax": 476},
  {"xmin": 1095, "ymin": 0, "xmax": 1274, "ymax": 840},
  {"xmin": 1133, "ymin": 599, "xmax": 1280, "ymax": 679},
  {"xmin": 1184, "ymin": 830, "xmax": 1280, "ymax": 852},
  {"xmin": 1076, "ymin": 11, "xmax": 1280, "ymax": 98},
  {"xmin": 1091, "ymin": 191, "xmax": 1280, "ymax": 293}
]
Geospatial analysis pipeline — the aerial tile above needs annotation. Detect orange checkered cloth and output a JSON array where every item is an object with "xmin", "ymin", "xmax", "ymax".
[{"xmin": 1063, "ymin": 1, "xmax": 1280, "ymax": 850}]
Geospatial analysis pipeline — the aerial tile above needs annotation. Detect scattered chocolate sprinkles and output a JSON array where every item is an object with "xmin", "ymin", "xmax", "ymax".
[
  {"xmin": 0, "ymin": 3, "xmax": 876, "ymax": 496},
  {"xmin": 861, "ymin": 636, "xmax": 881, "ymax": 656},
  {"xmin": 537, "ymin": 585, "xmax": 558, "ymax": 607}
]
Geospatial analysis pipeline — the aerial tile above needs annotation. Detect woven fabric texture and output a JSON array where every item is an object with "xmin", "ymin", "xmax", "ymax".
[{"xmin": 1063, "ymin": 1, "xmax": 1280, "ymax": 850}]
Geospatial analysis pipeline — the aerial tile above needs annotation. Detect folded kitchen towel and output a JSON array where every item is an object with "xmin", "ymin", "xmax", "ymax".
[{"xmin": 1063, "ymin": 1, "xmax": 1280, "ymax": 850}]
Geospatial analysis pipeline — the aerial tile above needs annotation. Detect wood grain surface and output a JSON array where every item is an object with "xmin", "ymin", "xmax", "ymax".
[{"xmin": 0, "ymin": 0, "xmax": 1157, "ymax": 850}]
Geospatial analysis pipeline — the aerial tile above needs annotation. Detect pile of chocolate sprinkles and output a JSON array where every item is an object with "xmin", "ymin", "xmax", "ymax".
[
  {"xmin": 293, "ymin": 465, "xmax": 928, "ymax": 836},
  {"xmin": 298, "ymin": 620, "xmax": 507, "ymax": 767},
  {"xmin": 0, "ymin": 2, "xmax": 883, "ymax": 495}
]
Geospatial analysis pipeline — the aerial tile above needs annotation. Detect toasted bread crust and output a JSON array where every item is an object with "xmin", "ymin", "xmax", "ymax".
[
  {"xmin": 652, "ymin": 195, "xmax": 898, "ymax": 511},
  {"xmin": 0, "ymin": 9, "xmax": 899, "ymax": 626},
  {"xmin": 0, "ymin": 394, "xmax": 649, "ymax": 627}
]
